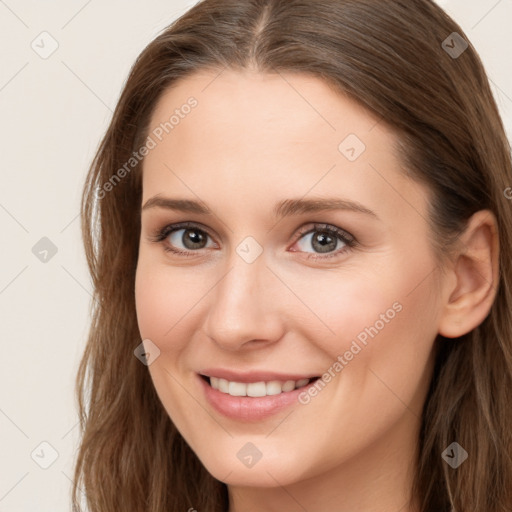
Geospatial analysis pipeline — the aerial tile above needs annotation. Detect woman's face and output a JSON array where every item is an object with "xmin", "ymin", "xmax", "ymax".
[{"xmin": 135, "ymin": 69, "xmax": 446, "ymax": 488}]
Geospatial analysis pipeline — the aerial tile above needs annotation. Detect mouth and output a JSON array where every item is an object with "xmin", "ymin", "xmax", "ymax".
[
  {"xmin": 200, "ymin": 375, "xmax": 320, "ymax": 397},
  {"xmin": 198, "ymin": 373, "xmax": 321, "ymax": 421}
]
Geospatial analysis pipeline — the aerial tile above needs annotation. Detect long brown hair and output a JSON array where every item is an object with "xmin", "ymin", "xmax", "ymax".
[{"xmin": 74, "ymin": 1, "xmax": 512, "ymax": 510}]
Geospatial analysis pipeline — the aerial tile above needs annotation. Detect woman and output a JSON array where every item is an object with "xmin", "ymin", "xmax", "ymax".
[{"xmin": 74, "ymin": 1, "xmax": 512, "ymax": 511}]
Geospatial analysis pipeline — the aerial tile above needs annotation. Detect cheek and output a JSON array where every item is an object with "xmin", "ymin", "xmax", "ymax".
[
  {"xmin": 284, "ymin": 256, "xmax": 439, "ymax": 470},
  {"xmin": 135, "ymin": 259, "xmax": 192, "ymax": 345},
  {"xmin": 135, "ymin": 268, "xmax": 169, "ymax": 341},
  {"xmin": 291, "ymin": 247, "xmax": 440, "ymax": 399},
  {"xmin": 286, "ymin": 257, "xmax": 437, "ymax": 356},
  {"xmin": 134, "ymin": 260, "xmax": 208, "ymax": 436},
  {"xmin": 134, "ymin": 257, "xmax": 219, "ymax": 372}
]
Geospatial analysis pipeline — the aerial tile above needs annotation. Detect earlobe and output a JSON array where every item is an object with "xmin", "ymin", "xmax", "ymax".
[{"xmin": 438, "ymin": 210, "xmax": 500, "ymax": 339}]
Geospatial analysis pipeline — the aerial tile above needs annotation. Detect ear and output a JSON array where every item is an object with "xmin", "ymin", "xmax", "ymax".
[{"xmin": 438, "ymin": 209, "xmax": 500, "ymax": 338}]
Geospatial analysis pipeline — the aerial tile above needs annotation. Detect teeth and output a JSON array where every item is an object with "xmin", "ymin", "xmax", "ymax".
[
  {"xmin": 282, "ymin": 380, "xmax": 295, "ymax": 392},
  {"xmin": 247, "ymin": 381, "xmax": 266, "ymax": 397},
  {"xmin": 266, "ymin": 381, "xmax": 282, "ymax": 396},
  {"xmin": 228, "ymin": 381, "xmax": 247, "ymax": 396},
  {"xmin": 208, "ymin": 377, "xmax": 313, "ymax": 397},
  {"xmin": 218, "ymin": 378, "xmax": 229, "ymax": 393}
]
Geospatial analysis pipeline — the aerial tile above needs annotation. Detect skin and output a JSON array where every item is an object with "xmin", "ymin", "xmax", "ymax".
[{"xmin": 134, "ymin": 69, "xmax": 499, "ymax": 512}]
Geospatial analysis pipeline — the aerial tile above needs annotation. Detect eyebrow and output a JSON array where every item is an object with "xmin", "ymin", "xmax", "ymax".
[{"xmin": 141, "ymin": 196, "xmax": 379, "ymax": 219}]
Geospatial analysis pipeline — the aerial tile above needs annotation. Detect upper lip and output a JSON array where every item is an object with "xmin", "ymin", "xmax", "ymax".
[{"xmin": 199, "ymin": 368, "xmax": 320, "ymax": 383}]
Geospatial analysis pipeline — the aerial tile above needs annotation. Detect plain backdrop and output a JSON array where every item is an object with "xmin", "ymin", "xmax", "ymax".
[{"xmin": 0, "ymin": 1, "xmax": 511, "ymax": 510}]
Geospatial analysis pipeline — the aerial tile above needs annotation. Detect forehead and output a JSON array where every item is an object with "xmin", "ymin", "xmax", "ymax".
[
  {"xmin": 147, "ymin": 68, "xmax": 384, "ymax": 153},
  {"xmin": 141, "ymin": 68, "xmax": 429, "ymax": 225}
]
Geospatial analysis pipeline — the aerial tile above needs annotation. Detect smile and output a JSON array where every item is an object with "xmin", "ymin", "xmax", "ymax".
[
  {"xmin": 206, "ymin": 376, "xmax": 316, "ymax": 397},
  {"xmin": 198, "ymin": 373, "xmax": 321, "ymax": 421}
]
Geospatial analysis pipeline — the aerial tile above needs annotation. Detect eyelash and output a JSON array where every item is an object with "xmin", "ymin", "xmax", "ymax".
[{"xmin": 148, "ymin": 221, "xmax": 357, "ymax": 260}]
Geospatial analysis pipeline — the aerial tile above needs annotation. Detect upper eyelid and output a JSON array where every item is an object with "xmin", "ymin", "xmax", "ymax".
[{"xmin": 294, "ymin": 223, "xmax": 354, "ymax": 241}]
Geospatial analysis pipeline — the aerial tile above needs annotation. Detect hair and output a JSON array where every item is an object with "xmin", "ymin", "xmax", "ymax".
[{"xmin": 73, "ymin": 0, "xmax": 512, "ymax": 511}]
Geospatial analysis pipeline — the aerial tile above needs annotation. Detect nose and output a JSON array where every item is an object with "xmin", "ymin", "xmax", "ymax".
[{"xmin": 202, "ymin": 252, "xmax": 285, "ymax": 351}]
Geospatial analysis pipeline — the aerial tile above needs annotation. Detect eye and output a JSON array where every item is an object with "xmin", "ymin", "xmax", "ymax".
[
  {"xmin": 148, "ymin": 221, "xmax": 357, "ymax": 260},
  {"xmin": 290, "ymin": 223, "xmax": 356, "ymax": 259},
  {"xmin": 168, "ymin": 227, "xmax": 213, "ymax": 251},
  {"xmin": 149, "ymin": 222, "xmax": 216, "ymax": 256}
]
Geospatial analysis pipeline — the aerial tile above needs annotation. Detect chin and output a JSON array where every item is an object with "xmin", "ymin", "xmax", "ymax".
[{"xmin": 195, "ymin": 441, "xmax": 311, "ymax": 488}]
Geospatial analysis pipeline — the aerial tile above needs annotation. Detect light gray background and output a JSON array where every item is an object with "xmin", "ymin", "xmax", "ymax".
[{"xmin": 0, "ymin": 1, "xmax": 510, "ymax": 510}]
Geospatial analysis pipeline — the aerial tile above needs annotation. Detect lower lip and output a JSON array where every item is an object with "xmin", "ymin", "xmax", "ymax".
[{"xmin": 199, "ymin": 375, "xmax": 311, "ymax": 421}]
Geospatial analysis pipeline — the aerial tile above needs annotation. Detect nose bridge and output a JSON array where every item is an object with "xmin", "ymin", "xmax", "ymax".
[{"xmin": 203, "ymin": 246, "xmax": 283, "ymax": 349}]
